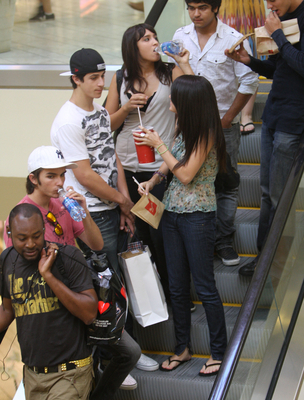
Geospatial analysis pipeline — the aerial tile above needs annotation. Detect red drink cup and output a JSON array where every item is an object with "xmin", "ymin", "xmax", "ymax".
[{"xmin": 132, "ymin": 126, "xmax": 155, "ymax": 164}]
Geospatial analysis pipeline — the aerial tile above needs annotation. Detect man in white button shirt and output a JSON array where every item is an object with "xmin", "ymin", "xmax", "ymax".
[{"xmin": 172, "ymin": 0, "xmax": 259, "ymax": 266}]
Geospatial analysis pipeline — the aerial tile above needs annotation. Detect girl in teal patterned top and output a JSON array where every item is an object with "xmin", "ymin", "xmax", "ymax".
[
  {"xmin": 162, "ymin": 134, "xmax": 218, "ymax": 213},
  {"xmin": 134, "ymin": 75, "xmax": 227, "ymax": 377}
]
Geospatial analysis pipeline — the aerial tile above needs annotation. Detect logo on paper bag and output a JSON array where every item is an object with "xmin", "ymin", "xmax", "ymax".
[{"xmin": 145, "ymin": 199, "xmax": 157, "ymax": 215}]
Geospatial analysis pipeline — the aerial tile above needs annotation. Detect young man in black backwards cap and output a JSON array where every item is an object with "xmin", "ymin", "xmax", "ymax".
[{"xmin": 51, "ymin": 47, "xmax": 158, "ymax": 392}]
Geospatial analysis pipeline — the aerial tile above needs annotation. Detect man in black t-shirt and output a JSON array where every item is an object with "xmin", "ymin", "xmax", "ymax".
[{"xmin": 0, "ymin": 203, "xmax": 98, "ymax": 400}]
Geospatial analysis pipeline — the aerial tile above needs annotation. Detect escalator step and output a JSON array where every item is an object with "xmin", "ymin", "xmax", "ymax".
[
  {"xmin": 233, "ymin": 209, "xmax": 260, "ymax": 254},
  {"xmin": 133, "ymin": 305, "xmax": 274, "ymax": 360},
  {"xmin": 238, "ymin": 164, "xmax": 261, "ymax": 208},
  {"xmin": 238, "ymin": 128, "xmax": 261, "ymax": 164}
]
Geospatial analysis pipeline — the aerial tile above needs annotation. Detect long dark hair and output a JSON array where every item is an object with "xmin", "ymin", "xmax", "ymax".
[
  {"xmin": 171, "ymin": 75, "xmax": 226, "ymax": 173},
  {"xmin": 121, "ymin": 23, "xmax": 174, "ymax": 95}
]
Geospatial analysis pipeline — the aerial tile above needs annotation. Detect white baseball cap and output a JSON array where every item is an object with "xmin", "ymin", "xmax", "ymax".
[{"xmin": 28, "ymin": 146, "xmax": 77, "ymax": 174}]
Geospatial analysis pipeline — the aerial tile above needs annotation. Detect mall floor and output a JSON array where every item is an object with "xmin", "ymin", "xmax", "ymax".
[{"xmin": 0, "ymin": 0, "xmax": 145, "ymax": 66}]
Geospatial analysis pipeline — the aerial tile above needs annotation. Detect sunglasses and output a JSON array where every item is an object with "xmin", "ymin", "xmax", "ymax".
[{"xmin": 46, "ymin": 211, "xmax": 63, "ymax": 236}]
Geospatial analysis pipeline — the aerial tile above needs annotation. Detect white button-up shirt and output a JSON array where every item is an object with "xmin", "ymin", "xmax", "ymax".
[{"xmin": 172, "ymin": 19, "xmax": 259, "ymax": 122}]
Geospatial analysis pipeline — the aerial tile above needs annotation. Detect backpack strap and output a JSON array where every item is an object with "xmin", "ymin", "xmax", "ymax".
[
  {"xmin": 52, "ymin": 244, "xmax": 71, "ymax": 287},
  {"xmin": 102, "ymin": 67, "xmax": 124, "ymax": 107},
  {"xmin": 0, "ymin": 246, "xmax": 15, "ymax": 344},
  {"xmin": 116, "ymin": 68, "xmax": 123, "ymax": 106},
  {"xmin": 113, "ymin": 68, "xmax": 125, "ymax": 144},
  {"xmin": 0, "ymin": 247, "xmax": 14, "ymax": 298}
]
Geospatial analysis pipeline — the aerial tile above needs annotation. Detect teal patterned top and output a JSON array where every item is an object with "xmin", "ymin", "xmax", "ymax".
[{"xmin": 163, "ymin": 134, "xmax": 218, "ymax": 213}]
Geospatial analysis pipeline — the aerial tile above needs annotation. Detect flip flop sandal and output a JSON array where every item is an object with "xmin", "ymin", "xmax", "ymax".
[
  {"xmin": 198, "ymin": 362, "xmax": 221, "ymax": 377},
  {"xmin": 159, "ymin": 357, "xmax": 191, "ymax": 372},
  {"xmin": 241, "ymin": 122, "xmax": 255, "ymax": 134}
]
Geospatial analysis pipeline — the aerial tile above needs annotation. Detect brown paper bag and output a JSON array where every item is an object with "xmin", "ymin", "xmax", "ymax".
[
  {"xmin": 131, "ymin": 192, "xmax": 165, "ymax": 229},
  {"xmin": 255, "ymin": 18, "xmax": 300, "ymax": 56},
  {"xmin": 228, "ymin": 33, "xmax": 255, "ymax": 54}
]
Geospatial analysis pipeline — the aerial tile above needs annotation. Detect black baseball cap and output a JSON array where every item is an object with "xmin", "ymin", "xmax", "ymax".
[{"xmin": 60, "ymin": 48, "xmax": 106, "ymax": 76}]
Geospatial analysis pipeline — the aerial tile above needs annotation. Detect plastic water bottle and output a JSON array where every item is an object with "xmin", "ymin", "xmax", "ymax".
[
  {"xmin": 154, "ymin": 40, "xmax": 184, "ymax": 56},
  {"xmin": 58, "ymin": 188, "xmax": 86, "ymax": 222}
]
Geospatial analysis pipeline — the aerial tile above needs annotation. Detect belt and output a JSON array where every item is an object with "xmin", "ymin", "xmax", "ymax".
[{"xmin": 28, "ymin": 355, "xmax": 92, "ymax": 374}]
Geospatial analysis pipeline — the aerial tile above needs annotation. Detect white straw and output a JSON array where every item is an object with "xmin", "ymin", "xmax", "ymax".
[
  {"xmin": 137, "ymin": 107, "xmax": 143, "ymax": 127},
  {"xmin": 132, "ymin": 176, "xmax": 145, "ymax": 192}
]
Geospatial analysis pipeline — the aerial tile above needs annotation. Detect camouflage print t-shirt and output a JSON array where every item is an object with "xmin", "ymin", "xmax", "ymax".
[{"xmin": 51, "ymin": 101, "xmax": 118, "ymax": 212}]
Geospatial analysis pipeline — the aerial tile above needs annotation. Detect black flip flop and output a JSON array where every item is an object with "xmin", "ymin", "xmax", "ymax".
[
  {"xmin": 198, "ymin": 362, "xmax": 221, "ymax": 377},
  {"xmin": 159, "ymin": 357, "xmax": 191, "ymax": 372},
  {"xmin": 240, "ymin": 122, "xmax": 255, "ymax": 134}
]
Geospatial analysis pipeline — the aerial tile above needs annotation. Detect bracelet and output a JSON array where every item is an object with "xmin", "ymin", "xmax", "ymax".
[
  {"xmin": 156, "ymin": 143, "xmax": 165, "ymax": 150},
  {"xmin": 159, "ymin": 148, "xmax": 168, "ymax": 155},
  {"xmin": 153, "ymin": 170, "xmax": 167, "ymax": 183},
  {"xmin": 156, "ymin": 143, "xmax": 169, "ymax": 156}
]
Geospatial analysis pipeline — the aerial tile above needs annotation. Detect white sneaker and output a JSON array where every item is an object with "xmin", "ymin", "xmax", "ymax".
[
  {"xmin": 119, "ymin": 374, "xmax": 137, "ymax": 390},
  {"xmin": 136, "ymin": 353, "xmax": 159, "ymax": 371}
]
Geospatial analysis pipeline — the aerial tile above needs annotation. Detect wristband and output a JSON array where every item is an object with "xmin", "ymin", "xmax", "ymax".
[{"xmin": 156, "ymin": 143, "xmax": 169, "ymax": 156}]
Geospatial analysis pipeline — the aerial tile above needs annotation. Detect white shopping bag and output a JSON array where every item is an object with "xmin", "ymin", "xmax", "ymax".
[{"xmin": 118, "ymin": 242, "xmax": 168, "ymax": 327}]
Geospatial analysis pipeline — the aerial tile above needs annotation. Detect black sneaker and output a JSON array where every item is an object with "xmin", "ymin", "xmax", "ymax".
[
  {"xmin": 41, "ymin": 13, "xmax": 55, "ymax": 21},
  {"xmin": 29, "ymin": 5, "xmax": 44, "ymax": 21},
  {"xmin": 238, "ymin": 260, "xmax": 256, "ymax": 277},
  {"xmin": 217, "ymin": 247, "xmax": 240, "ymax": 266}
]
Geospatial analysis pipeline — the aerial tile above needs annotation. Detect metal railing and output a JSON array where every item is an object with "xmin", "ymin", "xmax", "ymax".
[{"xmin": 209, "ymin": 139, "xmax": 304, "ymax": 399}]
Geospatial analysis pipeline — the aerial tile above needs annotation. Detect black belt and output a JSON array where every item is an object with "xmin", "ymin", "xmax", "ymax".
[{"xmin": 28, "ymin": 355, "xmax": 92, "ymax": 374}]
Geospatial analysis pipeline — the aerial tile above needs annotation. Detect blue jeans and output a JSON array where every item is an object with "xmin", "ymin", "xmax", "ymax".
[
  {"xmin": 77, "ymin": 208, "xmax": 124, "ymax": 275},
  {"xmin": 162, "ymin": 210, "xmax": 227, "ymax": 360},
  {"xmin": 216, "ymin": 123, "xmax": 241, "ymax": 250},
  {"xmin": 257, "ymin": 123, "xmax": 304, "ymax": 251}
]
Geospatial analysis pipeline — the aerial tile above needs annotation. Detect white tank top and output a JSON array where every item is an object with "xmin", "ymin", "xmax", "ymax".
[{"xmin": 115, "ymin": 77, "xmax": 175, "ymax": 172}]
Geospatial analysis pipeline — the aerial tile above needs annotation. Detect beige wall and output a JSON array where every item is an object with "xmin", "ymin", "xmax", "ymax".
[{"xmin": 0, "ymin": 88, "xmax": 108, "ymax": 220}]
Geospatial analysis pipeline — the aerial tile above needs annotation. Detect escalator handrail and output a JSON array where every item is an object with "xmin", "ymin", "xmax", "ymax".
[
  {"xmin": 144, "ymin": 0, "xmax": 169, "ymax": 27},
  {"xmin": 209, "ymin": 140, "xmax": 304, "ymax": 400}
]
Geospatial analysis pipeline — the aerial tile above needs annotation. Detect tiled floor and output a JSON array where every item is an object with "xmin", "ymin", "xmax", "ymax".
[{"xmin": 0, "ymin": 0, "xmax": 145, "ymax": 65}]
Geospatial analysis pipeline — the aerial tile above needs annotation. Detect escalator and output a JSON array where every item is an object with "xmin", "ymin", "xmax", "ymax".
[
  {"xmin": 114, "ymin": 77, "xmax": 285, "ymax": 400},
  {"xmin": 113, "ymin": 3, "xmax": 304, "ymax": 399}
]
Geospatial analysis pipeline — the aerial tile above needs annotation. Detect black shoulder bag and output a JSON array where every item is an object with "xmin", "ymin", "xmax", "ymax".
[{"xmin": 56, "ymin": 247, "xmax": 127, "ymax": 346}]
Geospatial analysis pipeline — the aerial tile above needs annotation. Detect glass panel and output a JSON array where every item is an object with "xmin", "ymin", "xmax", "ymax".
[
  {"xmin": 0, "ymin": 0, "xmax": 192, "ymax": 67},
  {"xmin": 0, "ymin": 0, "xmax": 146, "ymax": 65},
  {"xmin": 146, "ymin": 0, "xmax": 191, "ymax": 43},
  {"xmin": 225, "ymin": 172, "xmax": 304, "ymax": 399}
]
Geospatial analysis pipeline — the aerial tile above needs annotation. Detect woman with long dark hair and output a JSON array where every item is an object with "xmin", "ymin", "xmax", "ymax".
[
  {"xmin": 105, "ymin": 23, "xmax": 192, "ymax": 301},
  {"xmin": 135, "ymin": 75, "xmax": 227, "ymax": 376}
]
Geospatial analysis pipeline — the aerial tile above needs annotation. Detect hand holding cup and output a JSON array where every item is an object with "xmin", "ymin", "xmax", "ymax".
[
  {"xmin": 133, "ymin": 126, "xmax": 162, "ymax": 148},
  {"xmin": 132, "ymin": 126, "xmax": 159, "ymax": 164}
]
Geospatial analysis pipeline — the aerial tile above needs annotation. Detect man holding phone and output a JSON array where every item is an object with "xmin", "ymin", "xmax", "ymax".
[{"xmin": 0, "ymin": 204, "xmax": 97, "ymax": 399}]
